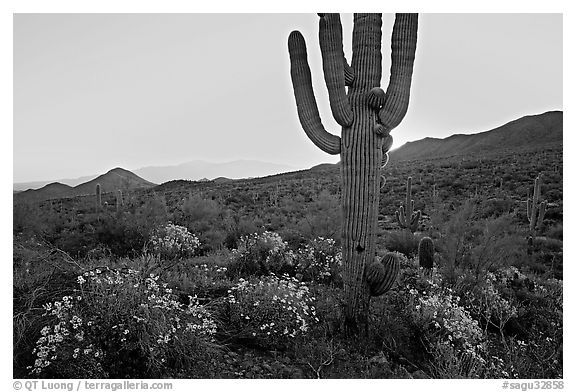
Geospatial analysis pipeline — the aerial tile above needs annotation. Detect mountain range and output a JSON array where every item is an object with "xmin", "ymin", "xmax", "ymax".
[
  {"xmin": 13, "ymin": 111, "xmax": 562, "ymax": 202},
  {"xmin": 13, "ymin": 160, "xmax": 297, "ymax": 193},
  {"xmin": 132, "ymin": 160, "xmax": 297, "ymax": 185},
  {"xmin": 389, "ymin": 111, "xmax": 562, "ymax": 161},
  {"xmin": 15, "ymin": 168, "xmax": 155, "ymax": 203}
]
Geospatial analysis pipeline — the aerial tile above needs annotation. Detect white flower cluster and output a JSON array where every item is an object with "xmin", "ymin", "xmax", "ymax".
[
  {"xmin": 478, "ymin": 273, "xmax": 518, "ymax": 324},
  {"xmin": 295, "ymin": 237, "xmax": 342, "ymax": 283},
  {"xmin": 150, "ymin": 222, "xmax": 200, "ymax": 259},
  {"xmin": 27, "ymin": 294, "xmax": 104, "ymax": 375},
  {"xmin": 28, "ymin": 267, "xmax": 216, "ymax": 376},
  {"xmin": 230, "ymin": 231, "xmax": 296, "ymax": 273},
  {"xmin": 226, "ymin": 274, "xmax": 318, "ymax": 345},
  {"xmin": 409, "ymin": 286, "xmax": 485, "ymax": 360}
]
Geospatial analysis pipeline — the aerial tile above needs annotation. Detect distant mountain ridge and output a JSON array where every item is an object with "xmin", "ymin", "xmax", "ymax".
[
  {"xmin": 15, "ymin": 168, "xmax": 156, "ymax": 202},
  {"xmin": 133, "ymin": 160, "xmax": 297, "ymax": 185},
  {"xmin": 390, "ymin": 111, "xmax": 562, "ymax": 161},
  {"xmin": 13, "ymin": 111, "xmax": 562, "ymax": 202},
  {"xmin": 14, "ymin": 159, "xmax": 297, "ymax": 192}
]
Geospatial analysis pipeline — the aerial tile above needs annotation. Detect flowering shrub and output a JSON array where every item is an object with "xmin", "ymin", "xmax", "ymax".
[
  {"xmin": 28, "ymin": 266, "xmax": 217, "ymax": 378},
  {"xmin": 225, "ymin": 274, "xmax": 318, "ymax": 349},
  {"xmin": 468, "ymin": 272, "xmax": 518, "ymax": 337},
  {"xmin": 294, "ymin": 237, "xmax": 342, "ymax": 285},
  {"xmin": 411, "ymin": 287, "xmax": 485, "ymax": 359},
  {"xmin": 150, "ymin": 223, "xmax": 200, "ymax": 260},
  {"xmin": 399, "ymin": 265, "xmax": 486, "ymax": 371},
  {"xmin": 226, "ymin": 231, "xmax": 296, "ymax": 278},
  {"xmin": 163, "ymin": 261, "xmax": 231, "ymax": 299}
]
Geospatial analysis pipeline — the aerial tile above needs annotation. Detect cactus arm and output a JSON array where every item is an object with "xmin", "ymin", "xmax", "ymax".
[
  {"xmin": 343, "ymin": 55, "xmax": 355, "ymax": 86},
  {"xmin": 288, "ymin": 31, "xmax": 341, "ymax": 155},
  {"xmin": 319, "ymin": 14, "xmax": 354, "ymax": 127},
  {"xmin": 410, "ymin": 210, "xmax": 421, "ymax": 232},
  {"xmin": 396, "ymin": 206, "xmax": 406, "ymax": 227},
  {"xmin": 537, "ymin": 201, "xmax": 546, "ymax": 229},
  {"xmin": 378, "ymin": 13, "xmax": 418, "ymax": 133}
]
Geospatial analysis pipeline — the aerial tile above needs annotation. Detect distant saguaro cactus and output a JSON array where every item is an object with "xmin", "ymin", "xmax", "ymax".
[
  {"xmin": 418, "ymin": 236, "xmax": 434, "ymax": 270},
  {"xmin": 527, "ymin": 174, "xmax": 546, "ymax": 254},
  {"xmin": 95, "ymin": 183, "xmax": 102, "ymax": 208},
  {"xmin": 527, "ymin": 174, "xmax": 546, "ymax": 233},
  {"xmin": 395, "ymin": 177, "xmax": 421, "ymax": 233},
  {"xmin": 288, "ymin": 13, "xmax": 418, "ymax": 332}
]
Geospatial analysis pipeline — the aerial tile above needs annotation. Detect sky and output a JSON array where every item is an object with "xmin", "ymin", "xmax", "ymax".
[{"xmin": 13, "ymin": 13, "xmax": 563, "ymax": 183}]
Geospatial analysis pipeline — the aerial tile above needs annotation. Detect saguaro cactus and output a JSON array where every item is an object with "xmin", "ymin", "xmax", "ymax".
[
  {"xmin": 527, "ymin": 174, "xmax": 546, "ymax": 254},
  {"xmin": 418, "ymin": 236, "xmax": 434, "ymax": 270},
  {"xmin": 527, "ymin": 174, "xmax": 546, "ymax": 234},
  {"xmin": 395, "ymin": 177, "xmax": 421, "ymax": 233},
  {"xmin": 288, "ymin": 13, "xmax": 418, "ymax": 332},
  {"xmin": 95, "ymin": 183, "xmax": 102, "ymax": 209}
]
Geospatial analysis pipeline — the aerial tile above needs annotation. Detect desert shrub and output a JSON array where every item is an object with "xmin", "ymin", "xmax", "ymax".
[
  {"xmin": 497, "ymin": 277, "xmax": 563, "ymax": 378},
  {"xmin": 226, "ymin": 231, "xmax": 296, "ymax": 278},
  {"xmin": 465, "ymin": 214, "xmax": 523, "ymax": 280},
  {"xmin": 407, "ymin": 285, "xmax": 486, "ymax": 373},
  {"xmin": 466, "ymin": 271, "xmax": 519, "ymax": 339},
  {"xmin": 149, "ymin": 222, "xmax": 200, "ymax": 260},
  {"xmin": 425, "ymin": 340, "xmax": 487, "ymax": 378},
  {"xmin": 27, "ymin": 266, "xmax": 219, "ymax": 378},
  {"xmin": 222, "ymin": 214, "xmax": 259, "ymax": 249},
  {"xmin": 297, "ymin": 190, "xmax": 341, "ymax": 241},
  {"xmin": 545, "ymin": 223, "xmax": 562, "ymax": 241},
  {"xmin": 174, "ymin": 195, "xmax": 226, "ymax": 252},
  {"xmin": 223, "ymin": 275, "xmax": 318, "ymax": 349},
  {"xmin": 393, "ymin": 262, "xmax": 487, "ymax": 377},
  {"xmin": 93, "ymin": 214, "xmax": 149, "ymax": 258},
  {"xmin": 294, "ymin": 237, "xmax": 342, "ymax": 285},
  {"xmin": 162, "ymin": 259, "xmax": 232, "ymax": 300},
  {"xmin": 385, "ymin": 230, "xmax": 419, "ymax": 257},
  {"xmin": 13, "ymin": 236, "xmax": 81, "ymax": 377}
]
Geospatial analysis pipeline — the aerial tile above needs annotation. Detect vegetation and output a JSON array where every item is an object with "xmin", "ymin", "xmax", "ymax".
[{"xmin": 13, "ymin": 139, "xmax": 562, "ymax": 378}]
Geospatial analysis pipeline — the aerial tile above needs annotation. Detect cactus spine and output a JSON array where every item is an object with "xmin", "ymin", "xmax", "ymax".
[
  {"xmin": 418, "ymin": 236, "xmax": 434, "ymax": 270},
  {"xmin": 366, "ymin": 253, "xmax": 400, "ymax": 296},
  {"xmin": 288, "ymin": 13, "xmax": 418, "ymax": 332},
  {"xmin": 395, "ymin": 177, "xmax": 421, "ymax": 233}
]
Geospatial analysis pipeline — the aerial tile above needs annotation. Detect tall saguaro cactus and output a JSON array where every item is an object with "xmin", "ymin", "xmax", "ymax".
[{"xmin": 288, "ymin": 13, "xmax": 418, "ymax": 332}]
